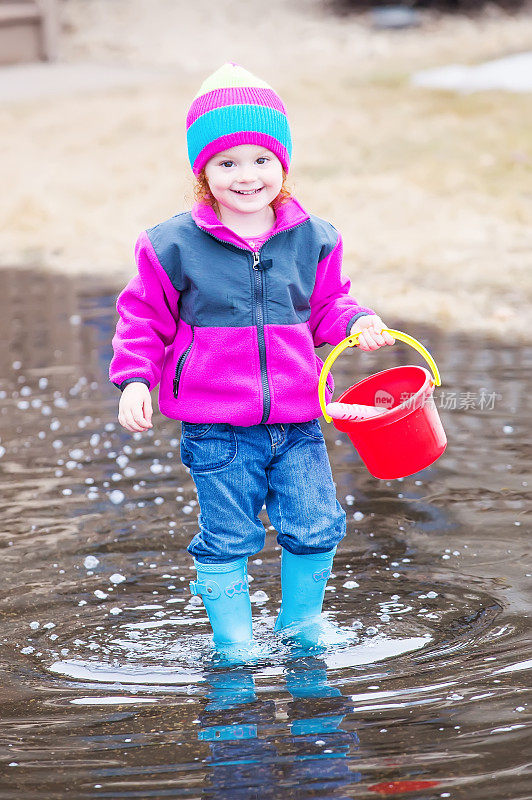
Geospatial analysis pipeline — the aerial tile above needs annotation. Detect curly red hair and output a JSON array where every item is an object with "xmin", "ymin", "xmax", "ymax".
[{"xmin": 192, "ymin": 167, "xmax": 293, "ymax": 210}]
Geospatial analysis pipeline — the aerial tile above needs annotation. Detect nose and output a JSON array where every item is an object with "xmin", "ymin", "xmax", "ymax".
[{"xmin": 236, "ymin": 164, "xmax": 258, "ymax": 184}]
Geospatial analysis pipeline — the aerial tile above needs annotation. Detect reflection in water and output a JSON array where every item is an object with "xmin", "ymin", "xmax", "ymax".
[
  {"xmin": 0, "ymin": 268, "xmax": 530, "ymax": 799},
  {"xmin": 197, "ymin": 660, "xmax": 360, "ymax": 799},
  {"xmin": 284, "ymin": 659, "xmax": 361, "ymax": 795},
  {"xmin": 199, "ymin": 670, "xmax": 275, "ymax": 798}
]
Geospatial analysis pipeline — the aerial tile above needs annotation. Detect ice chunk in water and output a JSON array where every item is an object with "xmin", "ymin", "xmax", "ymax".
[
  {"xmin": 250, "ymin": 590, "xmax": 269, "ymax": 603},
  {"xmin": 188, "ymin": 596, "xmax": 203, "ymax": 607},
  {"xmin": 83, "ymin": 556, "xmax": 99, "ymax": 569},
  {"xmin": 109, "ymin": 490, "xmax": 125, "ymax": 505}
]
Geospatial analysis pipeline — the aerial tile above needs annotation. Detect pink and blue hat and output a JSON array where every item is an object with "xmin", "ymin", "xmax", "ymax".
[{"xmin": 186, "ymin": 62, "xmax": 292, "ymax": 176}]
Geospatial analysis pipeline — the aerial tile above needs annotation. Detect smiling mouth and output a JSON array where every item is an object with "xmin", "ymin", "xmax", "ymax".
[{"xmin": 232, "ymin": 188, "xmax": 263, "ymax": 195}]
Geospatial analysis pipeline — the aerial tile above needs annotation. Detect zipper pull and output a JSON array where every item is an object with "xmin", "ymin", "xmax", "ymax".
[{"xmin": 252, "ymin": 251, "xmax": 261, "ymax": 270}]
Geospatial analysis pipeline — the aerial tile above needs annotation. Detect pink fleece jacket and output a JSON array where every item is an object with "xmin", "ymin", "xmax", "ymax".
[{"xmin": 109, "ymin": 196, "xmax": 375, "ymax": 425}]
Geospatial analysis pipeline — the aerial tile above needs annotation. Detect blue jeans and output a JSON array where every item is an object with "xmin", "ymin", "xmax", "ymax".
[{"xmin": 180, "ymin": 419, "xmax": 346, "ymax": 564}]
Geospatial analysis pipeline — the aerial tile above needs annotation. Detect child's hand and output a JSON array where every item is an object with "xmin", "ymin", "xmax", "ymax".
[
  {"xmin": 350, "ymin": 315, "xmax": 395, "ymax": 351},
  {"xmin": 118, "ymin": 382, "xmax": 153, "ymax": 432}
]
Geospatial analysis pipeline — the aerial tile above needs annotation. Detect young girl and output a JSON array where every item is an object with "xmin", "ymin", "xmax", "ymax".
[{"xmin": 110, "ymin": 63, "xmax": 394, "ymax": 653}]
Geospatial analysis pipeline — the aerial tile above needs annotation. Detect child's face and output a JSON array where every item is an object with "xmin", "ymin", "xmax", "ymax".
[{"xmin": 204, "ymin": 145, "xmax": 283, "ymax": 215}]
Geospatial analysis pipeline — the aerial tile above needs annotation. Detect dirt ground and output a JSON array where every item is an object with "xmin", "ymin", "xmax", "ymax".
[{"xmin": 1, "ymin": 0, "xmax": 531, "ymax": 338}]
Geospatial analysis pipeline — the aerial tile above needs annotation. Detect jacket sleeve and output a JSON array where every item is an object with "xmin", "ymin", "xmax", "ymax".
[
  {"xmin": 109, "ymin": 230, "xmax": 180, "ymax": 391},
  {"xmin": 308, "ymin": 231, "xmax": 375, "ymax": 347}
]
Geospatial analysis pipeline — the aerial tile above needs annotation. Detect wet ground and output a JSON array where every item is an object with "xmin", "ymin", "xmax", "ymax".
[{"xmin": 0, "ymin": 267, "xmax": 530, "ymax": 800}]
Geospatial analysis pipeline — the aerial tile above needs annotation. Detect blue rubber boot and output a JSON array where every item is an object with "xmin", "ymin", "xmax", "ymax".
[
  {"xmin": 190, "ymin": 558, "xmax": 254, "ymax": 653},
  {"xmin": 274, "ymin": 547, "xmax": 336, "ymax": 636}
]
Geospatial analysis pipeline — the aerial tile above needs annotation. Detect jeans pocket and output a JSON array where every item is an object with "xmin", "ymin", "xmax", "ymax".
[
  {"xmin": 180, "ymin": 423, "xmax": 237, "ymax": 473},
  {"xmin": 181, "ymin": 421, "xmax": 213, "ymax": 439},
  {"xmin": 293, "ymin": 418, "xmax": 324, "ymax": 441}
]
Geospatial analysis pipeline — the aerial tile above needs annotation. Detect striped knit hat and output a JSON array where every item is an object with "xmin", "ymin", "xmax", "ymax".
[{"xmin": 186, "ymin": 62, "xmax": 292, "ymax": 176}]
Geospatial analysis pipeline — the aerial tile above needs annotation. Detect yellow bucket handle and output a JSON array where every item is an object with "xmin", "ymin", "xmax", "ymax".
[{"xmin": 319, "ymin": 329, "xmax": 442, "ymax": 423}]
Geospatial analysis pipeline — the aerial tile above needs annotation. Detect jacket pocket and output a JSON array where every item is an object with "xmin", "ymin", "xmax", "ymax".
[
  {"xmin": 315, "ymin": 353, "xmax": 334, "ymax": 394},
  {"xmin": 173, "ymin": 327, "xmax": 195, "ymax": 398}
]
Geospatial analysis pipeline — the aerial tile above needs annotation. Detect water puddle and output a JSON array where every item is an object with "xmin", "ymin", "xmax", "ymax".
[{"xmin": 0, "ymin": 268, "xmax": 530, "ymax": 799}]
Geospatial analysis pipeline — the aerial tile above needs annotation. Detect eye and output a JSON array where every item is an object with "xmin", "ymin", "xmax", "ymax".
[
  {"xmin": 220, "ymin": 160, "xmax": 234, "ymax": 168},
  {"xmin": 256, "ymin": 157, "xmax": 268, "ymax": 164}
]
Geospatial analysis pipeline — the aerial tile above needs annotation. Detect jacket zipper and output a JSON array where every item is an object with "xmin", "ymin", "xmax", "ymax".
[
  {"xmin": 173, "ymin": 327, "xmax": 194, "ymax": 397},
  {"xmin": 198, "ymin": 222, "xmax": 308, "ymax": 422}
]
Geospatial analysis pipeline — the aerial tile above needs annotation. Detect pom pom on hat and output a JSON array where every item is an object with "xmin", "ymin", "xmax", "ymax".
[{"xmin": 186, "ymin": 63, "xmax": 292, "ymax": 176}]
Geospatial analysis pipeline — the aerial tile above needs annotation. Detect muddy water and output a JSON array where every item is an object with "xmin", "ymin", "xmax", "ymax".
[{"xmin": 0, "ymin": 267, "xmax": 530, "ymax": 800}]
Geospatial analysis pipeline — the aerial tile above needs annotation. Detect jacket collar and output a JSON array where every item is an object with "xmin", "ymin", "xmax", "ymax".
[{"xmin": 191, "ymin": 195, "xmax": 310, "ymax": 248}]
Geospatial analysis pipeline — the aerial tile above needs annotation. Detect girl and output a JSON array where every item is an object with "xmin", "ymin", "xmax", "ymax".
[{"xmin": 110, "ymin": 63, "xmax": 394, "ymax": 653}]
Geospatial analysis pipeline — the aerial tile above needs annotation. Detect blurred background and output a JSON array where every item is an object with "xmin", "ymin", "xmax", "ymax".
[{"xmin": 0, "ymin": 0, "xmax": 531, "ymax": 337}]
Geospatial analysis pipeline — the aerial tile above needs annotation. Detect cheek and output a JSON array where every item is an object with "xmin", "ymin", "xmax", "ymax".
[
  {"xmin": 268, "ymin": 167, "xmax": 283, "ymax": 189},
  {"xmin": 205, "ymin": 170, "xmax": 229, "ymax": 193},
  {"xmin": 208, "ymin": 180, "xmax": 228, "ymax": 196},
  {"xmin": 216, "ymin": 178, "xmax": 233, "ymax": 192}
]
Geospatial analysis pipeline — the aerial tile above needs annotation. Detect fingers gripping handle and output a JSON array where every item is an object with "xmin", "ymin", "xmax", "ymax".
[{"xmin": 318, "ymin": 329, "xmax": 442, "ymax": 423}]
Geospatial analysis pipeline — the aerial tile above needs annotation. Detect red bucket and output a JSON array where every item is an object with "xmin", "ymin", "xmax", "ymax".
[{"xmin": 319, "ymin": 330, "xmax": 447, "ymax": 480}]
